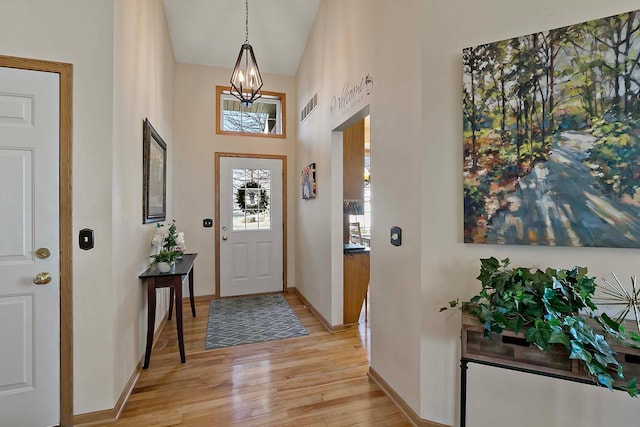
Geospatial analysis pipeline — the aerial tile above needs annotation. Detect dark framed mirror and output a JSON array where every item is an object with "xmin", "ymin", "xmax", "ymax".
[{"xmin": 143, "ymin": 118, "xmax": 167, "ymax": 224}]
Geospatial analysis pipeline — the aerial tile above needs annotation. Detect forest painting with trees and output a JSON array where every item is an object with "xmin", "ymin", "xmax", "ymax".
[{"xmin": 464, "ymin": 9, "xmax": 640, "ymax": 248}]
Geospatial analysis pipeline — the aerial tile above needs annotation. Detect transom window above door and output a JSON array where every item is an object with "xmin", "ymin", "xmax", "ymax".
[{"xmin": 216, "ymin": 86, "xmax": 286, "ymax": 138}]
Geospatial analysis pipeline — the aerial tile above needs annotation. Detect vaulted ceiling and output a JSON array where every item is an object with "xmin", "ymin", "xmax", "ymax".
[{"xmin": 163, "ymin": 0, "xmax": 321, "ymax": 76}]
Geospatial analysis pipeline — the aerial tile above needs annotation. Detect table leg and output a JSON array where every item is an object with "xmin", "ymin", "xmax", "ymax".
[
  {"xmin": 174, "ymin": 281, "xmax": 186, "ymax": 363},
  {"xmin": 460, "ymin": 359, "xmax": 468, "ymax": 427},
  {"xmin": 188, "ymin": 267, "xmax": 196, "ymax": 317},
  {"xmin": 168, "ymin": 286, "xmax": 174, "ymax": 320},
  {"xmin": 143, "ymin": 281, "xmax": 156, "ymax": 369}
]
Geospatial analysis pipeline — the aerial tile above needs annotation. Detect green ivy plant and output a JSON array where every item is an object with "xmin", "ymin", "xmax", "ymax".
[{"xmin": 442, "ymin": 257, "xmax": 640, "ymax": 396}]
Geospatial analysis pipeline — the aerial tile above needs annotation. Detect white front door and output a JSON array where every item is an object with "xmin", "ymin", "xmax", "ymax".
[
  {"xmin": 0, "ymin": 67, "xmax": 60, "ymax": 426},
  {"xmin": 219, "ymin": 156, "xmax": 283, "ymax": 297}
]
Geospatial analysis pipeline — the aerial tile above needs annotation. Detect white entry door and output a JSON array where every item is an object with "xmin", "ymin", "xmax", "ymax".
[
  {"xmin": 219, "ymin": 156, "xmax": 283, "ymax": 297},
  {"xmin": 0, "ymin": 67, "xmax": 60, "ymax": 426}
]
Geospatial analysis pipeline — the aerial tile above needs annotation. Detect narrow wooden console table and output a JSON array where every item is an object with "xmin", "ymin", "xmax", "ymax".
[
  {"xmin": 139, "ymin": 253, "xmax": 197, "ymax": 369},
  {"xmin": 460, "ymin": 311, "xmax": 640, "ymax": 426}
]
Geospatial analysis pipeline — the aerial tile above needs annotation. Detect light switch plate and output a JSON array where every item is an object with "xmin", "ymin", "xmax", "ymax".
[
  {"xmin": 79, "ymin": 228, "xmax": 94, "ymax": 250},
  {"xmin": 390, "ymin": 226, "xmax": 402, "ymax": 246}
]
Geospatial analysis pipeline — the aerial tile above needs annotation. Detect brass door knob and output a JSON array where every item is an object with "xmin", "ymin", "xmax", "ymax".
[
  {"xmin": 36, "ymin": 248, "xmax": 51, "ymax": 259},
  {"xmin": 222, "ymin": 235, "xmax": 228, "ymax": 241},
  {"xmin": 33, "ymin": 272, "xmax": 52, "ymax": 285}
]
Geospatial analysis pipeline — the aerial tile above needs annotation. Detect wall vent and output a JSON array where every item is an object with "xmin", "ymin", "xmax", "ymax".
[{"xmin": 300, "ymin": 93, "xmax": 318, "ymax": 123}]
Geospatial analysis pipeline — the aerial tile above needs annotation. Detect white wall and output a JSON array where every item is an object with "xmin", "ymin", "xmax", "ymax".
[
  {"xmin": 5, "ymin": 0, "xmax": 638, "ymax": 422},
  {"xmin": 0, "ymin": 0, "xmax": 176, "ymax": 415},
  {"xmin": 422, "ymin": 0, "xmax": 640, "ymax": 425},
  {"xmin": 0, "ymin": 0, "xmax": 116, "ymax": 413},
  {"xmin": 112, "ymin": 0, "xmax": 175, "ymax": 407},
  {"xmin": 174, "ymin": 63, "xmax": 297, "ymax": 296},
  {"xmin": 296, "ymin": 0, "xmax": 423, "ymax": 411},
  {"xmin": 299, "ymin": 0, "xmax": 640, "ymax": 425}
]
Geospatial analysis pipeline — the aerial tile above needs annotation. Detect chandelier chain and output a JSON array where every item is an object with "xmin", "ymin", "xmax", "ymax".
[
  {"xmin": 245, "ymin": 0, "xmax": 249, "ymax": 43},
  {"xmin": 230, "ymin": 0, "xmax": 262, "ymax": 106}
]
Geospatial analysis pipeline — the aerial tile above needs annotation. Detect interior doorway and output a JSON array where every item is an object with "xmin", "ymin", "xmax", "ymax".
[
  {"xmin": 342, "ymin": 115, "xmax": 371, "ymax": 333},
  {"xmin": 346, "ymin": 116, "xmax": 371, "ymax": 247}
]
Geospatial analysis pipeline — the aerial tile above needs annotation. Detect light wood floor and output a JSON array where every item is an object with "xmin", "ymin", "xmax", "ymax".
[{"xmin": 107, "ymin": 292, "xmax": 411, "ymax": 426}]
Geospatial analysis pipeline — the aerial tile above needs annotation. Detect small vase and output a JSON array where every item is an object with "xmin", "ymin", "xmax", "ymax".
[{"xmin": 157, "ymin": 262, "xmax": 171, "ymax": 273}]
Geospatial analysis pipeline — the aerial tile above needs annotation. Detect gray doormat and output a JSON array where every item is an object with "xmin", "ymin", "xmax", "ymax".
[{"xmin": 205, "ymin": 294, "xmax": 308, "ymax": 350}]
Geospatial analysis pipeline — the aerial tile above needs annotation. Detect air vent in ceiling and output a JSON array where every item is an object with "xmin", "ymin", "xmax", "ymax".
[{"xmin": 300, "ymin": 93, "xmax": 318, "ymax": 123}]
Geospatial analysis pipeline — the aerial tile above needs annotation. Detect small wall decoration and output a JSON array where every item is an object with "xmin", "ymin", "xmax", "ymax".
[
  {"xmin": 594, "ymin": 273, "xmax": 640, "ymax": 332},
  {"xmin": 343, "ymin": 199, "xmax": 364, "ymax": 215},
  {"xmin": 330, "ymin": 73, "xmax": 373, "ymax": 117},
  {"xmin": 236, "ymin": 181, "xmax": 269, "ymax": 213},
  {"xmin": 143, "ymin": 118, "xmax": 167, "ymax": 224},
  {"xmin": 463, "ymin": 9, "xmax": 640, "ymax": 248},
  {"xmin": 302, "ymin": 162, "xmax": 316, "ymax": 199}
]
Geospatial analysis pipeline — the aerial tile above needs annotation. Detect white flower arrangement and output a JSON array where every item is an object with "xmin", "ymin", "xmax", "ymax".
[
  {"xmin": 149, "ymin": 220, "xmax": 185, "ymax": 265},
  {"xmin": 175, "ymin": 232, "xmax": 185, "ymax": 252},
  {"xmin": 151, "ymin": 233, "xmax": 164, "ymax": 248}
]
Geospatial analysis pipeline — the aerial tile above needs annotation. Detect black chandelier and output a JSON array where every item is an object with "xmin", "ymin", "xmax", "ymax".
[{"xmin": 230, "ymin": 0, "xmax": 263, "ymax": 106}]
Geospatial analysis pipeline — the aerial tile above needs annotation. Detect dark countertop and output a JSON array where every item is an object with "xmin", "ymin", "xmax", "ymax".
[{"xmin": 343, "ymin": 243, "xmax": 370, "ymax": 254}]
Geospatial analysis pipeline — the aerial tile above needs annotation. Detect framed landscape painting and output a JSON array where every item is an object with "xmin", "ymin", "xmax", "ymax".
[
  {"xmin": 463, "ymin": 9, "xmax": 640, "ymax": 248},
  {"xmin": 143, "ymin": 118, "xmax": 167, "ymax": 224}
]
